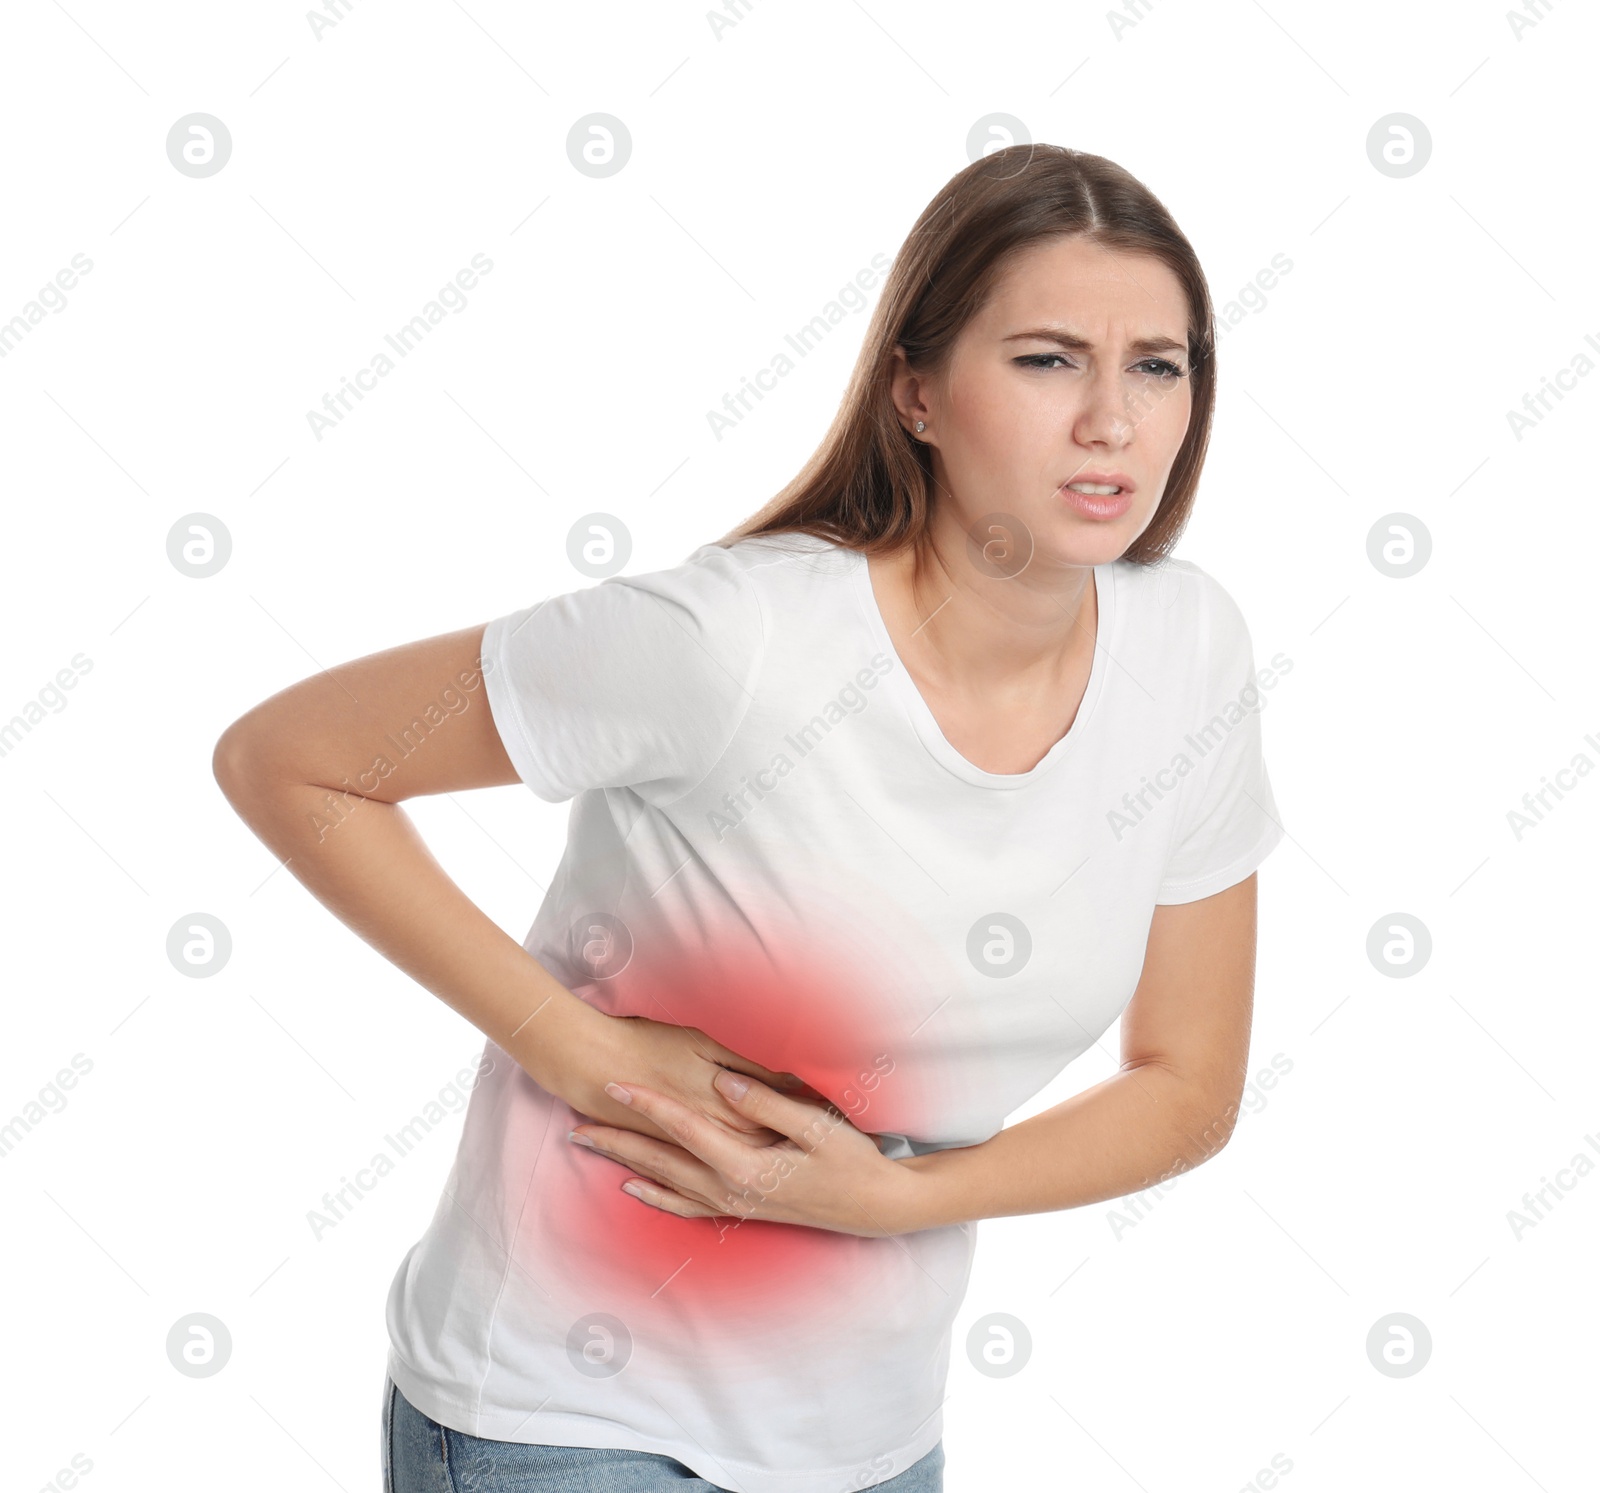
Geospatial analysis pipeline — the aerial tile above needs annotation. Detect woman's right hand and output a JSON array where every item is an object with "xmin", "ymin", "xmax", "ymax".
[
  {"xmin": 210, "ymin": 621, "xmax": 835, "ymax": 1157},
  {"xmin": 548, "ymin": 1011, "xmax": 826, "ymax": 1150}
]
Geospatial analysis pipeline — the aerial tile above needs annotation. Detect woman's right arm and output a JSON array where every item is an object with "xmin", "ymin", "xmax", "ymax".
[{"xmin": 210, "ymin": 622, "xmax": 803, "ymax": 1145}]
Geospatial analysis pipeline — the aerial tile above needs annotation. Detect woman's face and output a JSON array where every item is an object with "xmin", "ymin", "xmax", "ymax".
[{"xmin": 899, "ymin": 233, "xmax": 1195, "ymax": 574}]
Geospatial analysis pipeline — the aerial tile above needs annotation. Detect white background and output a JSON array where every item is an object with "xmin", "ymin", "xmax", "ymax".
[{"xmin": 3, "ymin": 1, "xmax": 1596, "ymax": 1490}]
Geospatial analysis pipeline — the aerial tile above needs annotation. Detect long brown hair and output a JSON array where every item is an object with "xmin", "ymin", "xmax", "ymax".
[{"xmin": 717, "ymin": 143, "xmax": 1217, "ymax": 568}]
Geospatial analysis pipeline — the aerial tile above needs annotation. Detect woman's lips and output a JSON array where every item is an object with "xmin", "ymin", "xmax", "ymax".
[{"xmin": 1059, "ymin": 483, "xmax": 1133, "ymax": 520}]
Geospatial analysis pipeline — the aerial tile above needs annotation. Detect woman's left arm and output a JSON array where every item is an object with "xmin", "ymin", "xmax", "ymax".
[
  {"xmin": 569, "ymin": 873, "xmax": 1261, "ymax": 1236},
  {"xmin": 897, "ymin": 871, "xmax": 1259, "ymax": 1230}
]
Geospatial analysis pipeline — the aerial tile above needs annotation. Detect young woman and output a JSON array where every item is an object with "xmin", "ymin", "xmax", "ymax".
[{"xmin": 215, "ymin": 143, "xmax": 1284, "ymax": 1493}]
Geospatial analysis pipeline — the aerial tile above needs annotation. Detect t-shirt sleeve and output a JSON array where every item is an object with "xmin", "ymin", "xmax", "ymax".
[
  {"xmin": 478, "ymin": 544, "xmax": 764, "ymax": 806},
  {"xmin": 1155, "ymin": 573, "xmax": 1286, "ymax": 904}
]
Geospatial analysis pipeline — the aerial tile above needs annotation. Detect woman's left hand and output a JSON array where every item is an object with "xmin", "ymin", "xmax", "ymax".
[{"xmin": 568, "ymin": 1068, "xmax": 925, "ymax": 1238}]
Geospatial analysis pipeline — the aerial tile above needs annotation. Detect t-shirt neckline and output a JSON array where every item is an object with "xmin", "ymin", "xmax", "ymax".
[{"xmin": 848, "ymin": 544, "xmax": 1118, "ymax": 790}]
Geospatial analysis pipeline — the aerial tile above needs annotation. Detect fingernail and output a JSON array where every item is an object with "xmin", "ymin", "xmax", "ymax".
[
  {"xmin": 568, "ymin": 1130, "xmax": 596, "ymax": 1148},
  {"xmin": 604, "ymin": 1082, "xmax": 632, "ymax": 1105},
  {"xmin": 714, "ymin": 1069, "xmax": 749, "ymax": 1101},
  {"xmin": 621, "ymin": 1182, "xmax": 646, "ymax": 1199}
]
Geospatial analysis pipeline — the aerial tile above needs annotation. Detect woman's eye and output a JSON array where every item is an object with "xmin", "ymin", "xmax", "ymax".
[
  {"xmin": 1016, "ymin": 353, "xmax": 1187, "ymax": 379},
  {"xmin": 1134, "ymin": 357, "xmax": 1187, "ymax": 380}
]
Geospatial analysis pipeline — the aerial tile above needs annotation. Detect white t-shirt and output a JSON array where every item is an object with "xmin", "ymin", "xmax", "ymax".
[{"xmin": 384, "ymin": 532, "xmax": 1285, "ymax": 1492}]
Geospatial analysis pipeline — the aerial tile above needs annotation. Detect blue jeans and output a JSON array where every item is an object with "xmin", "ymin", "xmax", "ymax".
[{"xmin": 382, "ymin": 1375, "xmax": 945, "ymax": 1492}]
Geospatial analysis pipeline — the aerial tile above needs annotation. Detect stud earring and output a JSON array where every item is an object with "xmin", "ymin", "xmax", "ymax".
[{"xmin": 914, "ymin": 421, "xmax": 926, "ymax": 433}]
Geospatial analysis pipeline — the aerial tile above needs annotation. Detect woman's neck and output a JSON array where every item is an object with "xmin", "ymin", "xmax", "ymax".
[{"xmin": 887, "ymin": 520, "xmax": 1098, "ymax": 692}]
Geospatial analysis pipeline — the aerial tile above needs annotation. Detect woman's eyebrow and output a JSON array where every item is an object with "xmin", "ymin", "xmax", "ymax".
[{"xmin": 1003, "ymin": 326, "xmax": 1188, "ymax": 357}]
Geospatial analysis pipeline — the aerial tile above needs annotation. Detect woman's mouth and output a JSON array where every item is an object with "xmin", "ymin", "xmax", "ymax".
[{"xmin": 1059, "ymin": 479, "xmax": 1133, "ymax": 520}]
